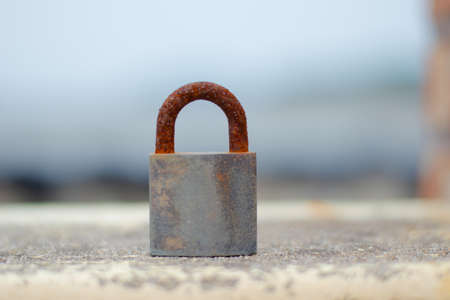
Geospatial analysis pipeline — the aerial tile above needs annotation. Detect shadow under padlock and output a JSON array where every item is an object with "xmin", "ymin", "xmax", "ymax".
[{"xmin": 149, "ymin": 82, "xmax": 257, "ymax": 257}]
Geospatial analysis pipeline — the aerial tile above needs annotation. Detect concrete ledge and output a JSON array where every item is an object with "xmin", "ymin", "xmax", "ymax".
[
  {"xmin": 2, "ymin": 262, "xmax": 450, "ymax": 300},
  {"xmin": 0, "ymin": 200, "xmax": 449, "ymax": 226},
  {"xmin": 0, "ymin": 201, "xmax": 449, "ymax": 300}
]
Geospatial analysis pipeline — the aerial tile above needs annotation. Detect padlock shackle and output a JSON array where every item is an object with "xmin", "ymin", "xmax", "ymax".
[{"xmin": 155, "ymin": 82, "xmax": 249, "ymax": 154}]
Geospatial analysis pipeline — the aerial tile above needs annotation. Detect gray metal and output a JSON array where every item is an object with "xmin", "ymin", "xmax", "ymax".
[{"xmin": 150, "ymin": 152, "xmax": 257, "ymax": 256}]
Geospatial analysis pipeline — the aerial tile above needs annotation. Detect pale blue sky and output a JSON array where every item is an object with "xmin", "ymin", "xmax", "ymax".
[{"xmin": 0, "ymin": 0, "xmax": 433, "ymax": 180}]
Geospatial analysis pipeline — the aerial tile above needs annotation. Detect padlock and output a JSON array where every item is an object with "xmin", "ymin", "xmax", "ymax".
[{"xmin": 149, "ymin": 82, "xmax": 257, "ymax": 257}]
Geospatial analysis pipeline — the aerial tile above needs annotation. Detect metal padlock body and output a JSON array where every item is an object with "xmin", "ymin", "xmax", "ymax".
[{"xmin": 150, "ymin": 82, "xmax": 257, "ymax": 257}]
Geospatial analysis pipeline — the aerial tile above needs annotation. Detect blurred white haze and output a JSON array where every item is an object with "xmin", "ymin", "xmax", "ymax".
[{"xmin": 0, "ymin": 0, "xmax": 433, "ymax": 186}]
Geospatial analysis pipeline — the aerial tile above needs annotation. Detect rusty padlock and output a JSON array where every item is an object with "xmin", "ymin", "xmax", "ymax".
[{"xmin": 150, "ymin": 82, "xmax": 257, "ymax": 256}]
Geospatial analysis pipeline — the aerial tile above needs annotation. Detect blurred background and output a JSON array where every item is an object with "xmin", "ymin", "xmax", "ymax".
[{"xmin": 0, "ymin": 0, "xmax": 449, "ymax": 202}]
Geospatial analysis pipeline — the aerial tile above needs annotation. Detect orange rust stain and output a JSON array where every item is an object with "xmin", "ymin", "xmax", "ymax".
[
  {"xmin": 158, "ymin": 191, "xmax": 170, "ymax": 208},
  {"xmin": 161, "ymin": 209, "xmax": 175, "ymax": 219},
  {"xmin": 216, "ymin": 172, "xmax": 226, "ymax": 182},
  {"xmin": 164, "ymin": 237, "xmax": 184, "ymax": 250},
  {"xmin": 151, "ymin": 179, "xmax": 163, "ymax": 195}
]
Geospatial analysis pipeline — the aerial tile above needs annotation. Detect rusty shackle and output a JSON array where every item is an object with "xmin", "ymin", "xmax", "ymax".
[{"xmin": 155, "ymin": 82, "xmax": 249, "ymax": 154}]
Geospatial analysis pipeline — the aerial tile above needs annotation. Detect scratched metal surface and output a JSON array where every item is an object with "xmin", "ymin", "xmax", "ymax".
[{"xmin": 150, "ymin": 152, "xmax": 257, "ymax": 256}]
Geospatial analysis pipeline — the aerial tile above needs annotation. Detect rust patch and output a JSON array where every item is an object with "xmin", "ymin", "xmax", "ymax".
[
  {"xmin": 158, "ymin": 191, "xmax": 170, "ymax": 208},
  {"xmin": 164, "ymin": 237, "xmax": 184, "ymax": 250},
  {"xmin": 155, "ymin": 82, "xmax": 248, "ymax": 153},
  {"xmin": 216, "ymin": 172, "xmax": 226, "ymax": 182}
]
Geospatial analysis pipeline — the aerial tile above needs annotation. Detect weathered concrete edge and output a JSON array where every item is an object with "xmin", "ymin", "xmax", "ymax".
[
  {"xmin": 1, "ymin": 262, "xmax": 449, "ymax": 300},
  {"xmin": 0, "ymin": 201, "xmax": 449, "ymax": 227}
]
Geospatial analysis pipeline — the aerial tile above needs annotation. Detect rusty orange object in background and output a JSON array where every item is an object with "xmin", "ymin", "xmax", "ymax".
[{"xmin": 420, "ymin": 0, "xmax": 450, "ymax": 199}]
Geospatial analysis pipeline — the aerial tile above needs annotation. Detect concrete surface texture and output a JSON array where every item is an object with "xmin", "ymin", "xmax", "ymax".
[{"xmin": 0, "ymin": 201, "xmax": 450, "ymax": 300}]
